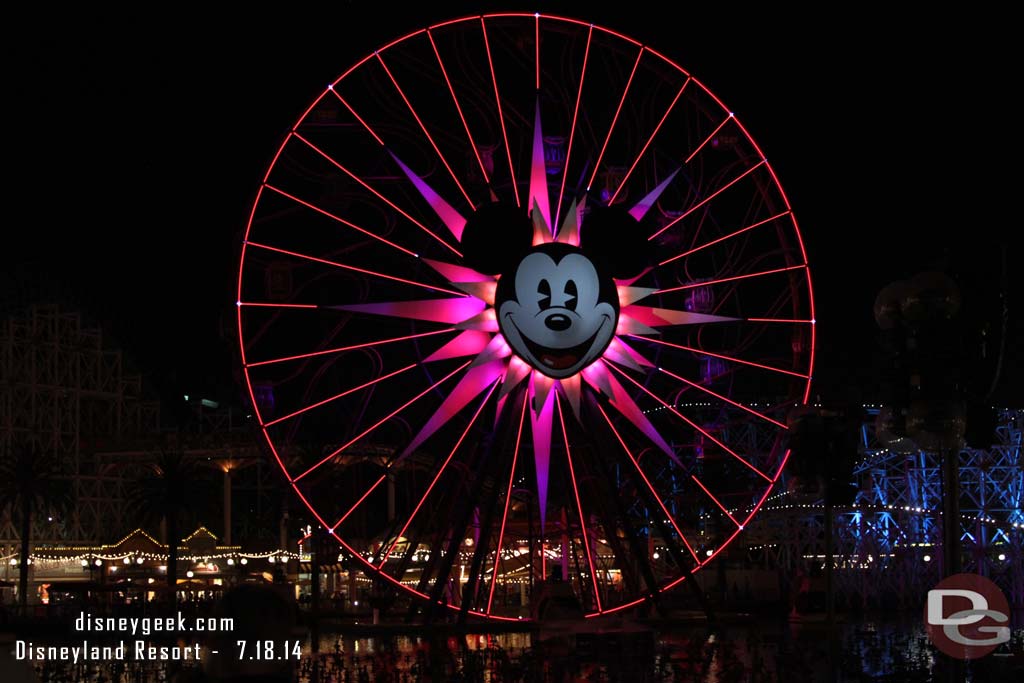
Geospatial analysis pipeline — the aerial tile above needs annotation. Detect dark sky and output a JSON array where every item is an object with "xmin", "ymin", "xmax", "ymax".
[{"xmin": 6, "ymin": 4, "xmax": 1018, "ymax": 410}]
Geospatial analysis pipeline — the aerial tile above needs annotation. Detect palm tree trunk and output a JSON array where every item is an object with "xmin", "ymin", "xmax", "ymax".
[
  {"xmin": 19, "ymin": 497, "xmax": 31, "ymax": 611},
  {"xmin": 167, "ymin": 511, "xmax": 179, "ymax": 600}
]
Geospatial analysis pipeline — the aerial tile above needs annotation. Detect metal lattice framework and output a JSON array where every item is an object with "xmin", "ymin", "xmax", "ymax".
[
  {"xmin": 743, "ymin": 408, "xmax": 1024, "ymax": 610},
  {"xmin": 0, "ymin": 304, "xmax": 161, "ymax": 544}
]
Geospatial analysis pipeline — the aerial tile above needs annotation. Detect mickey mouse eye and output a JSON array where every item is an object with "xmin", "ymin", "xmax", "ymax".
[
  {"xmin": 564, "ymin": 280, "xmax": 578, "ymax": 312},
  {"xmin": 537, "ymin": 279, "xmax": 552, "ymax": 310}
]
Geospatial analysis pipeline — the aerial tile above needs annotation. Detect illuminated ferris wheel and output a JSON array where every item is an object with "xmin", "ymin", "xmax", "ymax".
[{"xmin": 236, "ymin": 13, "xmax": 814, "ymax": 620}]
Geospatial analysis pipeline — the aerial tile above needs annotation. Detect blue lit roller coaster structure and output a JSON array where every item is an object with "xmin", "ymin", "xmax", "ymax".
[{"xmin": 742, "ymin": 408, "xmax": 1023, "ymax": 611}]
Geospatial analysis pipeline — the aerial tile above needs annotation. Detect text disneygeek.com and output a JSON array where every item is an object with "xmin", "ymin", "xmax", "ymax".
[{"xmin": 13, "ymin": 611, "xmax": 235, "ymax": 663}]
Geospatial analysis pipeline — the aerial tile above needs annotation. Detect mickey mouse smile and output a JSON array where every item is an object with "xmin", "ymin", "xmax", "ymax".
[{"xmin": 507, "ymin": 311, "xmax": 614, "ymax": 372}]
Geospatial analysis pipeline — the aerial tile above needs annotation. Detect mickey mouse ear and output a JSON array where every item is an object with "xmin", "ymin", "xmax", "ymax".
[
  {"xmin": 581, "ymin": 205, "xmax": 652, "ymax": 279},
  {"xmin": 460, "ymin": 202, "xmax": 533, "ymax": 275}
]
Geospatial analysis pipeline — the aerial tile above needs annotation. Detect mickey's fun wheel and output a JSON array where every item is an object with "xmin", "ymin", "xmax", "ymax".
[{"xmin": 236, "ymin": 13, "xmax": 814, "ymax": 620}]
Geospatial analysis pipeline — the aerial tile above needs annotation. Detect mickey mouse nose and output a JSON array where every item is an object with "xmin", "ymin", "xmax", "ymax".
[{"xmin": 544, "ymin": 314, "xmax": 571, "ymax": 331}]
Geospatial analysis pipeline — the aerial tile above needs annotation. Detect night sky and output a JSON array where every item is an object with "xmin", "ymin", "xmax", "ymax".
[{"xmin": 6, "ymin": 4, "xmax": 1018, "ymax": 413}]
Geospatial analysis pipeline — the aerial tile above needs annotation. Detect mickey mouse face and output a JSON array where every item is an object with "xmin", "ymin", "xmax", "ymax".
[
  {"xmin": 460, "ymin": 201, "xmax": 651, "ymax": 380},
  {"xmin": 497, "ymin": 244, "xmax": 618, "ymax": 379}
]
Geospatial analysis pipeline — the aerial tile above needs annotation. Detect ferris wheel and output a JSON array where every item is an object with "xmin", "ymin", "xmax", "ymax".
[{"xmin": 236, "ymin": 13, "xmax": 814, "ymax": 620}]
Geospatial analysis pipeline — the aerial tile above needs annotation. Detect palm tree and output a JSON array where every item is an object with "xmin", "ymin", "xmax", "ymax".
[
  {"xmin": 0, "ymin": 440, "xmax": 74, "ymax": 611},
  {"xmin": 126, "ymin": 448, "xmax": 206, "ymax": 599}
]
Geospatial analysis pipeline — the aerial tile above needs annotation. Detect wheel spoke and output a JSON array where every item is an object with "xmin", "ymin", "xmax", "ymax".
[
  {"xmin": 609, "ymin": 77, "xmax": 690, "ymax": 205},
  {"xmin": 263, "ymin": 364, "xmax": 417, "ymax": 428},
  {"xmin": 556, "ymin": 393, "xmax": 603, "ymax": 613},
  {"xmin": 292, "ymin": 132, "xmax": 462, "ymax": 257},
  {"xmin": 596, "ymin": 403, "xmax": 701, "ymax": 564},
  {"xmin": 649, "ymin": 159, "xmax": 767, "ymax": 240},
  {"xmin": 245, "ymin": 241, "xmax": 466, "ymax": 296},
  {"xmin": 655, "ymin": 367, "xmax": 788, "ymax": 430},
  {"xmin": 654, "ymin": 264, "xmax": 807, "ymax": 295},
  {"xmin": 378, "ymin": 380, "xmax": 499, "ymax": 568},
  {"xmin": 587, "ymin": 48, "xmax": 643, "ymax": 192},
  {"xmin": 292, "ymin": 360, "xmax": 472, "ymax": 482},
  {"xmin": 487, "ymin": 390, "xmax": 529, "ymax": 614},
  {"xmin": 625, "ymin": 334, "xmax": 810, "ymax": 379},
  {"xmin": 658, "ymin": 211, "xmax": 791, "ymax": 266},
  {"xmin": 553, "ymin": 24, "xmax": 593, "ymax": 229},
  {"xmin": 427, "ymin": 30, "xmax": 489, "ymax": 185},
  {"xmin": 246, "ymin": 328, "xmax": 455, "ymax": 368},
  {"xmin": 604, "ymin": 362, "xmax": 774, "ymax": 484},
  {"xmin": 684, "ymin": 113, "xmax": 734, "ymax": 164},
  {"xmin": 375, "ymin": 52, "xmax": 473, "ymax": 207},
  {"xmin": 263, "ymin": 184, "xmax": 418, "ymax": 258},
  {"xmin": 481, "ymin": 17, "xmax": 520, "ymax": 207},
  {"xmin": 691, "ymin": 475, "xmax": 742, "ymax": 529}
]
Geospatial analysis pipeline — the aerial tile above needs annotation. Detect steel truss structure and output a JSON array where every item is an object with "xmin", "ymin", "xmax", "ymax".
[
  {"xmin": 743, "ymin": 408, "xmax": 1023, "ymax": 610},
  {"xmin": 0, "ymin": 304, "xmax": 283, "ymax": 552}
]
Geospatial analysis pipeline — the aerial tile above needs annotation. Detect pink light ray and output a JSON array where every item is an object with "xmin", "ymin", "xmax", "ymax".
[
  {"xmin": 559, "ymin": 373, "xmax": 582, "ymax": 420},
  {"xmin": 388, "ymin": 151, "xmax": 467, "ymax": 241},
  {"xmin": 487, "ymin": 392, "xmax": 529, "ymax": 614},
  {"xmin": 602, "ymin": 340, "xmax": 644, "ymax": 372},
  {"xmin": 424, "ymin": 330, "xmax": 491, "ymax": 363},
  {"xmin": 396, "ymin": 359, "xmax": 507, "ymax": 462},
  {"xmin": 555, "ymin": 196, "xmax": 583, "ymax": 246},
  {"xmin": 379, "ymin": 380, "xmax": 500, "ymax": 567},
  {"xmin": 427, "ymin": 30, "xmax": 489, "ymax": 185},
  {"xmin": 657, "ymin": 367, "xmax": 788, "ymax": 430},
  {"xmin": 499, "ymin": 355, "xmax": 532, "ymax": 398},
  {"xmin": 556, "ymin": 393, "xmax": 603, "ymax": 612},
  {"xmin": 621, "ymin": 305, "xmax": 739, "ymax": 327},
  {"xmin": 610, "ymin": 78, "xmax": 690, "ymax": 205},
  {"xmin": 338, "ymin": 297, "xmax": 485, "ymax": 324},
  {"xmin": 481, "ymin": 17, "xmax": 520, "ymax": 207},
  {"xmin": 626, "ymin": 334, "xmax": 810, "ymax": 379},
  {"xmin": 470, "ymin": 333, "xmax": 512, "ymax": 367},
  {"xmin": 293, "ymin": 360, "xmax": 472, "ymax": 483},
  {"xmin": 603, "ymin": 367, "xmax": 680, "ymax": 466},
  {"xmin": 292, "ymin": 132, "xmax": 462, "ymax": 257},
  {"xmin": 692, "ymin": 475, "xmax": 742, "ymax": 528},
  {"xmin": 452, "ymin": 281, "xmax": 497, "ymax": 305},
  {"xmin": 595, "ymin": 403, "xmax": 701, "ymax": 564},
  {"xmin": 264, "ymin": 184, "xmax": 417, "ymax": 258},
  {"xmin": 608, "ymin": 337, "xmax": 654, "ymax": 368},
  {"xmin": 616, "ymin": 314, "xmax": 660, "ymax": 336},
  {"xmin": 582, "ymin": 362, "xmax": 614, "ymax": 399},
  {"xmin": 617, "ymin": 286, "xmax": 657, "ymax": 307},
  {"xmin": 264, "ymin": 363, "xmax": 417, "ymax": 428},
  {"xmin": 247, "ymin": 327, "xmax": 454, "ymax": 369},
  {"xmin": 454, "ymin": 308, "xmax": 498, "ymax": 332},
  {"xmin": 246, "ymin": 241, "xmax": 464, "ymax": 297},
  {"xmin": 655, "ymin": 264, "xmax": 807, "ymax": 295},
  {"xmin": 553, "ymin": 23, "xmax": 593, "ymax": 230},
  {"xmin": 658, "ymin": 211, "xmax": 791, "ymax": 266},
  {"xmin": 528, "ymin": 101, "xmax": 552, "ymax": 229},
  {"xmin": 628, "ymin": 168, "xmax": 679, "ymax": 221},
  {"xmin": 375, "ymin": 53, "xmax": 473, "ymax": 207},
  {"xmin": 587, "ymin": 47, "xmax": 644, "ymax": 191},
  {"xmin": 649, "ymin": 159, "xmax": 766, "ymax": 241},
  {"xmin": 531, "ymin": 373, "xmax": 555, "ymax": 416},
  {"xmin": 421, "ymin": 258, "xmax": 492, "ymax": 283},
  {"xmin": 606, "ymin": 362, "xmax": 773, "ymax": 483},
  {"xmin": 532, "ymin": 199, "xmax": 553, "ymax": 245},
  {"xmin": 530, "ymin": 382, "xmax": 555, "ymax": 531}
]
